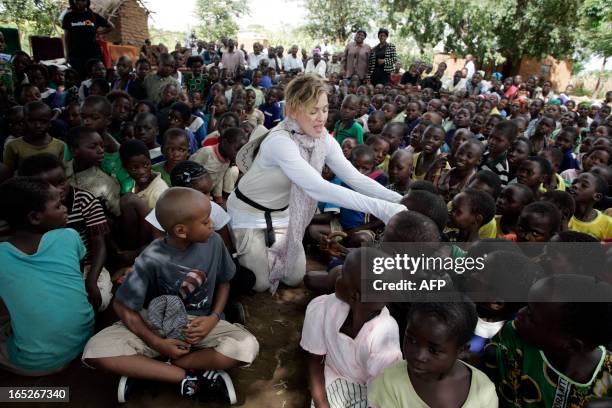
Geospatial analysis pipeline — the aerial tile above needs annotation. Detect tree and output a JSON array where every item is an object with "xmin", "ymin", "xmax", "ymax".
[
  {"xmin": 193, "ymin": 0, "xmax": 250, "ymax": 41},
  {"xmin": 579, "ymin": 0, "xmax": 612, "ymax": 94},
  {"xmin": 380, "ymin": 0, "xmax": 447, "ymax": 55},
  {"xmin": 0, "ymin": 0, "xmax": 64, "ymax": 36},
  {"xmin": 302, "ymin": 0, "xmax": 377, "ymax": 44},
  {"xmin": 382, "ymin": 0, "xmax": 583, "ymax": 71},
  {"xmin": 495, "ymin": 0, "xmax": 582, "ymax": 68}
]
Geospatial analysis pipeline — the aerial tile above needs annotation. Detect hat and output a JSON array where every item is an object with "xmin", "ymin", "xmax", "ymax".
[{"xmin": 147, "ymin": 295, "xmax": 188, "ymax": 340}]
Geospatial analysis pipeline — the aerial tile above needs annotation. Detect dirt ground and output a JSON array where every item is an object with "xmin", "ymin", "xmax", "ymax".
[{"xmin": 0, "ymin": 257, "xmax": 326, "ymax": 408}]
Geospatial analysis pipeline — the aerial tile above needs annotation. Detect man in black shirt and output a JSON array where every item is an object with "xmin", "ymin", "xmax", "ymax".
[{"xmin": 61, "ymin": 0, "xmax": 114, "ymax": 78}]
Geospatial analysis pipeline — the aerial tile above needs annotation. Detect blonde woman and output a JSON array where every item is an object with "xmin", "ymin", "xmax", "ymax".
[{"xmin": 228, "ymin": 74, "xmax": 406, "ymax": 292}]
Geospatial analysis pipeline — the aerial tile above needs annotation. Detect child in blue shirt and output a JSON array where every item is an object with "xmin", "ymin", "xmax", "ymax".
[
  {"xmin": 555, "ymin": 126, "xmax": 580, "ymax": 172},
  {"xmin": 259, "ymin": 87, "xmax": 283, "ymax": 129},
  {"xmin": 0, "ymin": 177, "xmax": 94, "ymax": 375},
  {"xmin": 340, "ymin": 145, "xmax": 386, "ymax": 247}
]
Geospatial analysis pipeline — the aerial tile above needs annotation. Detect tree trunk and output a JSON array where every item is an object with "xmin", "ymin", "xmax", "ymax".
[{"xmin": 593, "ymin": 56, "xmax": 607, "ymax": 98}]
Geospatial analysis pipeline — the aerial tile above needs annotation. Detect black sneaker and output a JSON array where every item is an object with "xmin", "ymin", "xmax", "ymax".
[
  {"xmin": 224, "ymin": 301, "xmax": 246, "ymax": 325},
  {"xmin": 180, "ymin": 370, "xmax": 237, "ymax": 404}
]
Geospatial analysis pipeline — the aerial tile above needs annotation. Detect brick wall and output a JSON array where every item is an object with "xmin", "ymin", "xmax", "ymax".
[
  {"xmin": 103, "ymin": 0, "xmax": 149, "ymax": 47},
  {"xmin": 518, "ymin": 56, "xmax": 572, "ymax": 93}
]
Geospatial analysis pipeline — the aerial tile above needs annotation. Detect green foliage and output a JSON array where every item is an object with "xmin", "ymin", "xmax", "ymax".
[
  {"xmin": 0, "ymin": 0, "xmax": 64, "ymax": 42},
  {"xmin": 380, "ymin": 0, "xmax": 446, "ymax": 54},
  {"xmin": 193, "ymin": 0, "xmax": 250, "ymax": 41},
  {"xmin": 495, "ymin": 0, "xmax": 582, "ymax": 65},
  {"xmin": 572, "ymin": 59, "xmax": 586, "ymax": 75},
  {"xmin": 382, "ymin": 0, "xmax": 583, "ymax": 69},
  {"xmin": 579, "ymin": 0, "xmax": 612, "ymax": 58},
  {"xmin": 302, "ymin": 0, "xmax": 377, "ymax": 44}
]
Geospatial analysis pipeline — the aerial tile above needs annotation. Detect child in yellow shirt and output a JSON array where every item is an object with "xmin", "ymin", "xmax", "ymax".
[{"xmin": 568, "ymin": 172, "xmax": 612, "ymax": 240}]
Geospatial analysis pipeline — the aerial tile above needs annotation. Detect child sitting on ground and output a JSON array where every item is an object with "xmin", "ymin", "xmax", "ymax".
[
  {"xmin": 517, "ymin": 201, "xmax": 562, "ymax": 245},
  {"xmin": 387, "ymin": 149, "xmax": 413, "ymax": 195},
  {"xmin": 134, "ymin": 112, "xmax": 163, "ymax": 163},
  {"xmin": 65, "ymin": 126, "xmax": 121, "ymax": 217},
  {"xmin": 82, "ymin": 188, "xmax": 259, "ymax": 404},
  {"xmin": 120, "ymin": 139, "xmax": 168, "ymax": 211},
  {"xmin": 3, "ymin": 101, "xmax": 65, "ymax": 174},
  {"xmin": 381, "ymin": 121, "xmax": 405, "ymax": 153},
  {"xmin": 0, "ymin": 177, "xmax": 94, "ymax": 376},
  {"xmin": 244, "ymin": 88, "xmax": 264, "ymax": 128},
  {"xmin": 562, "ymin": 145, "xmax": 612, "ymax": 184},
  {"xmin": 479, "ymin": 121, "xmax": 517, "ymax": 187},
  {"xmin": 448, "ymin": 128, "xmax": 473, "ymax": 164},
  {"xmin": 19, "ymin": 154, "xmax": 113, "ymax": 312},
  {"xmin": 568, "ymin": 172, "xmax": 612, "ymax": 240},
  {"xmin": 365, "ymin": 134, "xmax": 390, "ymax": 171},
  {"xmin": 341, "ymin": 137, "xmax": 357, "ymax": 159},
  {"xmin": 540, "ymin": 146, "xmax": 566, "ymax": 192},
  {"xmin": 529, "ymin": 116, "xmax": 555, "ymax": 155},
  {"xmin": 191, "ymin": 127, "xmax": 248, "ymax": 206},
  {"xmin": 144, "ymin": 161, "xmax": 256, "ymax": 304},
  {"xmin": 111, "ymin": 56, "xmax": 133, "ymax": 92},
  {"xmin": 259, "ymin": 87, "xmax": 283, "ymax": 130},
  {"xmin": 168, "ymin": 102, "xmax": 200, "ymax": 153},
  {"xmin": 381, "ymin": 102, "xmax": 398, "ymax": 123},
  {"xmin": 517, "ymin": 156, "xmax": 552, "ymax": 199},
  {"xmin": 449, "ymin": 188, "xmax": 497, "ymax": 242},
  {"xmin": 366, "ymin": 110, "xmax": 386, "ymax": 136},
  {"xmin": 339, "ymin": 145, "xmax": 386, "ymax": 247},
  {"xmin": 301, "ymin": 247, "xmax": 402, "ymax": 408},
  {"xmin": 78, "ymin": 59, "xmax": 107, "ymax": 102},
  {"xmin": 335, "ymin": 94, "xmax": 364, "ymax": 144},
  {"xmin": 554, "ymin": 126, "xmax": 579, "ymax": 171},
  {"xmin": 486, "ymin": 274, "xmax": 612, "ymax": 406},
  {"xmin": 80, "ymin": 95, "xmax": 134, "ymax": 194},
  {"xmin": 412, "ymin": 124, "xmax": 449, "ymax": 183},
  {"xmin": 107, "ymin": 91, "xmax": 132, "ymax": 139},
  {"xmin": 495, "ymin": 184, "xmax": 535, "ymax": 240},
  {"xmin": 436, "ymin": 139, "xmax": 484, "ymax": 202},
  {"xmin": 152, "ymin": 128, "xmax": 191, "ymax": 186},
  {"xmin": 143, "ymin": 53, "xmax": 180, "ymax": 105},
  {"xmin": 368, "ymin": 297, "xmax": 498, "ymax": 407}
]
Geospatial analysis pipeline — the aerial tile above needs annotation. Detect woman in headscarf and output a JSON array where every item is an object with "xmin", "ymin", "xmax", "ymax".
[
  {"xmin": 367, "ymin": 29, "xmax": 398, "ymax": 86},
  {"xmin": 227, "ymin": 75, "xmax": 405, "ymax": 292}
]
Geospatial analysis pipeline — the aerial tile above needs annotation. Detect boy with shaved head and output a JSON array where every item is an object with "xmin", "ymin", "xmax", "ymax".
[{"xmin": 83, "ymin": 188, "xmax": 259, "ymax": 403}]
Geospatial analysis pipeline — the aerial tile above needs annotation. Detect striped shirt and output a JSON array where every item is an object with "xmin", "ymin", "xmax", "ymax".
[
  {"xmin": 480, "ymin": 151, "xmax": 510, "ymax": 187},
  {"xmin": 66, "ymin": 187, "xmax": 110, "ymax": 265}
]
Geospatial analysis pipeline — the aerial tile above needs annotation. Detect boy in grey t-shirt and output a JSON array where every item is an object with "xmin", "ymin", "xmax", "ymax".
[{"xmin": 82, "ymin": 188, "xmax": 259, "ymax": 403}]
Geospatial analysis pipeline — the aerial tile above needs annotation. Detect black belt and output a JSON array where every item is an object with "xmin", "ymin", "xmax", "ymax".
[{"xmin": 234, "ymin": 187, "xmax": 288, "ymax": 247}]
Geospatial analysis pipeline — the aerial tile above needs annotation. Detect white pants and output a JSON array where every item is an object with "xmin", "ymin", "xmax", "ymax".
[
  {"xmin": 83, "ymin": 266, "xmax": 113, "ymax": 312},
  {"xmin": 232, "ymin": 227, "xmax": 306, "ymax": 292}
]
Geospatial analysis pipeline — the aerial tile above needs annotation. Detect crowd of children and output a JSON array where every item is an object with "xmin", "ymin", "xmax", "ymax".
[{"xmin": 0, "ymin": 25, "xmax": 612, "ymax": 406}]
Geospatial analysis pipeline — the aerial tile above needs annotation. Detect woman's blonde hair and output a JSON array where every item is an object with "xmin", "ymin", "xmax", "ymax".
[{"xmin": 284, "ymin": 74, "xmax": 330, "ymax": 114}]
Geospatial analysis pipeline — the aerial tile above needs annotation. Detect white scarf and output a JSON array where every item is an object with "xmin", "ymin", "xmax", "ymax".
[{"xmin": 267, "ymin": 117, "xmax": 327, "ymax": 293}]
